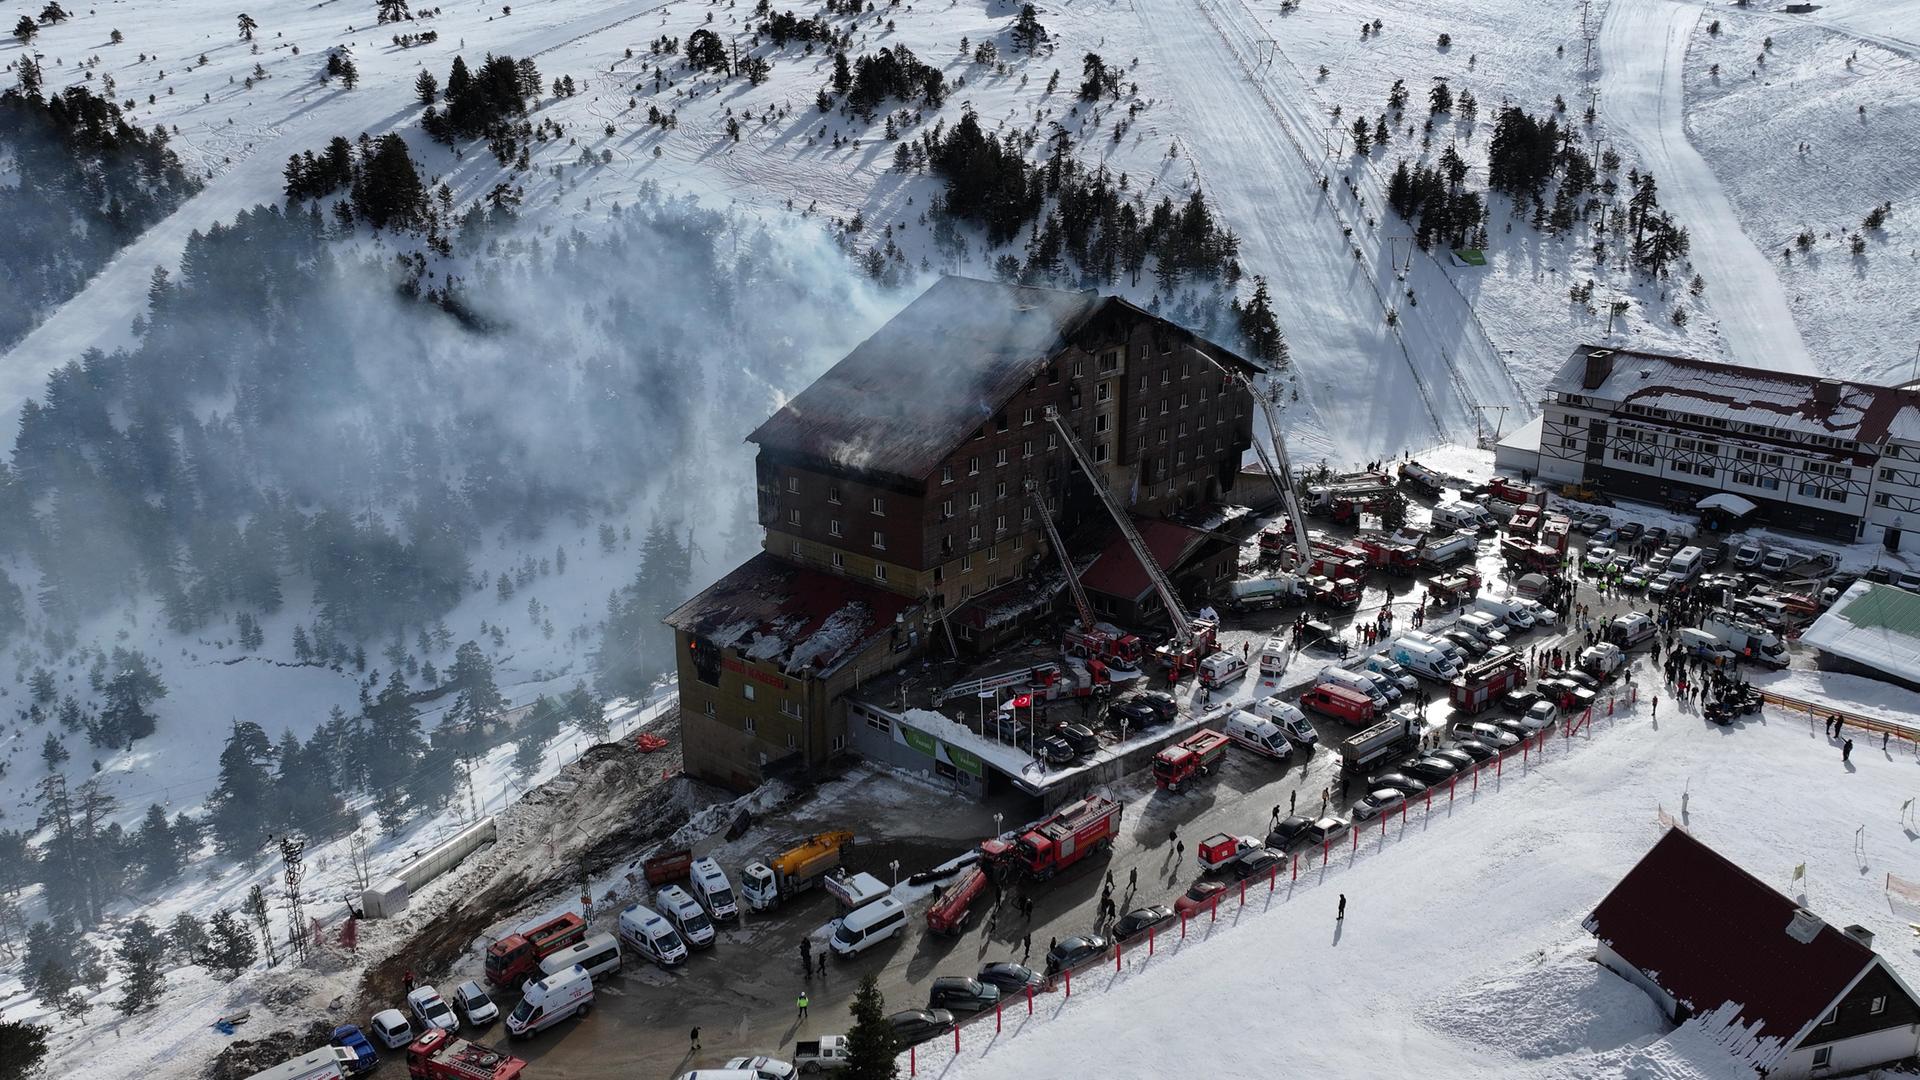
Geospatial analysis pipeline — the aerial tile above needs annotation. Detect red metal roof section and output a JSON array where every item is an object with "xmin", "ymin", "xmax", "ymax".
[
  {"xmin": 1079, "ymin": 518, "xmax": 1209, "ymax": 602},
  {"xmin": 1586, "ymin": 828, "xmax": 1872, "ymax": 1045}
]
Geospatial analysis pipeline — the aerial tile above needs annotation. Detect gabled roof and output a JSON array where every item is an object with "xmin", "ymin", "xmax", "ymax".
[
  {"xmin": 748, "ymin": 276, "xmax": 1263, "ymax": 483},
  {"xmin": 1548, "ymin": 345, "xmax": 1920, "ymax": 446},
  {"xmin": 1585, "ymin": 829, "xmax": 1875, "ymax": 1066},
  {"xmin": 1080, "ymin": 519, "xmax": 1210, "ymax": 603},
  {"xmin": 1801, "ymin": 581, "xmax": 1920, "ymax": 683},
  {"xmin": 663, "ymin": 553, "xmax": 917, "ymax": 678}
]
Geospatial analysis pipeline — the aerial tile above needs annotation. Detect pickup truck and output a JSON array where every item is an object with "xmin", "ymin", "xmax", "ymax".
[{"xmin": 794, "ymin": 1034, "xmax": 851, "ymax": 1072}]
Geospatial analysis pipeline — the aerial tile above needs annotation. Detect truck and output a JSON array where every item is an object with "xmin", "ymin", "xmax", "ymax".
[
  {"xmin": 823, "ymin": 870, "xmax": 891, "ymax": 911},
  {"xmin": 1226, "ymin": 574, "xmax": 1307, "ymax": 611},
  {"xmin": 1062, "ymin": 623, "xmax": 1147, "ymax": 670},
  {"xmin": 1305, "ymin": 472, "xmax": 1395, "ymax": 513},
  {"xmin": 1327, "ymin": 491, "xmax": 1394, "ymax": 524},
  {"xmin": 980, "ymin": 794, "xmax": 1123, "ymax": 880},
  {"xmin": 406, "ymin": 1030, "xmax": 526, "ymax": 1080},
  {"xmin": 1540, "ymin": 515, "xmax": 1571, "ymax": 556},
  {"xmin": 244, "ymin": 1049, "xmax": 361, "ymax": 1080},
  {"xmin": 740, "ymin": 831, "xmax": 854, "ymax": 912},
  {"xmin": 1151, "ymin": 728, "xmax": 1231, "ymax": 791},
  {"xmin": 794, "ymin": 1035, "xmax": 853, "ymax": 1072},
  {"xmin": 925, "ymin": 863, "xmax": 989, "ymax": 934},
  {"xmin": 1398, "ymin": 459, "xmax": 1447, "ymax": 497},
  {"xmin": 1307, "ymin": 574, "xmax": 1362, "ymax": 609},
  {"xmin": 1447, "ymin": 656, "xmax": 1526, "ymax": 715},
  {"xmin": 1490, "ymin": 476, "xmax": 1548, "ymax": 507},
  {"xmin": 1302, "ymin": 545, "xmax": 1368, "ymax": 582},
  {"xmin": 643, "ymin": 849, "xmax": 695, "ymax": 886},
  {"xmin": 1700, "ymin": 612, "xmax": 1789, "ymax": 668},
  {"xmin": 484, "ymin": 911, "xmax": 587, "ymax": 987},
  {"xmin": 1428, "ymin": 568, "xmax": 1482, "ymax": 607},
  {"xmin": 1500, "ymin": 537, "xmax": 1562, "ymax": 572},
  {"xmin": 1507, "ymin": 506, "xmax": 1545, "ymax": 540},
  {"xmin": 1339, "ymin": 708, "xmax": 1420, "ymax": 772},
  {"xmin": 1420, "ymin": 533, "xmax": 1475, "ymax": 569},
  {"xmin": 1354, "ymin": 533, "xmax": 1420, "ymax": 576}
]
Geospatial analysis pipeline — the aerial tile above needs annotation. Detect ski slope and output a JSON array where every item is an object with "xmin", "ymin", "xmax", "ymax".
[{"xmin": 1597, "ymin": 0, "xmax": 1816, "ymax": 375}]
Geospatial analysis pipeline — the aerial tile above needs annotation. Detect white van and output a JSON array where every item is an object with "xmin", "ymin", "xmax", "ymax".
[
  {"xmin": 1432, "ymin": 502, "xmax": 1495, "ymax": 532},
  {"xmin": 1316, "ymin": 667, "xmax": 1388, "ymax": 709},
  {"xmin": 829, "ymin": 894, "xmax": 907, "ymax": 957},
  {"xmin": 1222, "ymin": 711, "xmax": 1294, "ymax": 761},
  {"xmin": 1397, "ymin": 629, "xmax": 1465, "ymax": 665},
  {"xmin": 656, "ymin": 884, "xmax": 716, "ymax": 950},
  {"xmin": 1609, "ymin": 612, "xmax": 1658, "ymax": 647},
  {"xmin": 368, "ymin": 1009, "xmax": 413, "ymax": 1050},
  {"xmin": 244, "ymin": 1047, "xmax": 361, "ymax": 1080},
  {"xmin": 1668, "ymin": 546, "xmax": 1705, "ymax": 579},
  {"xmin": 506, "ymin": 964, "xmax": 594, "ymax": 1039},
  {"xmin": 1471, "ymin": 596, "xmax": 1534, "ymax": 631},
  {"xmin": 1250, "ymin": 697, "xmax": 1318, "ymax": 746},
  {"xmin": 1361, "ymin": 654, "xmax": 1417, "ymax": 692},
  {"xmin": 1389, "ymin": 639, "xmax": 1459, "ymax": 681},
  {"xmin": 1360, "ymin": 669, "xmax": 1403, "ymax": 702},
  {"xmin": 1678, "ymin": 627, "xmax": 1736, "ymax": 662},
  {"xmin": 690, "ymin": 857, "xmax": 739, "ymax": 923},
  {"xmin": 540, "ymin": 932, "xmax": 621, "ymax": 981},
  {"xmin": 1197, "ymin": 651, "xmax": 1249, "ymax": 688},
  {"xmin": 1456, "ymin": 611, "xmax": 1510, "ymax": 647},
  {"xmin": 618, "ymin": 903, "xmax": 689, "ymax": 968},
  {"xmin": 1256, "ymin": 636, "xmax": 1289, "ymax": 682}
]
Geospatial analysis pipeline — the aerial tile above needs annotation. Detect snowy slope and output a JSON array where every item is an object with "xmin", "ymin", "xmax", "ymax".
[{"xmin": 924, "ymin": 663, "xmax": 1920, "ymax": 1080}]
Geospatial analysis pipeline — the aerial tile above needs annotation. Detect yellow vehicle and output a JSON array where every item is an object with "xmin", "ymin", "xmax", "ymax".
[{"xmin": 738, "ymin": 831, "xmax": 853, "ymax": 911}]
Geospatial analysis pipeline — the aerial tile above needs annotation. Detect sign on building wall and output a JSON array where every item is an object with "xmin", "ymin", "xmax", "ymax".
[{"xmin": 893, "ymin": 720, "xmax": 985, "ymax": 778}]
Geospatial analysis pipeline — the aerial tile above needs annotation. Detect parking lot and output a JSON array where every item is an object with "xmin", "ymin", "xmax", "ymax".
[{"xmin": 374, "ymin": 474, "xmax": 1832, "ymax": 1079}]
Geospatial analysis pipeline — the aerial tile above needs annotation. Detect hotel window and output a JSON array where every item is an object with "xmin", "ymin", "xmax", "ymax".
[
  {"xmin": 1813, "ymin": 1048, "xmax": 1831, "ymax": 1069},
  {"xmin": 828, "ymin": 484, "xmax": 840, "ymax": 504},
  {"xmin": 831, "ymin": 552, "xmax": 844, "ymax": 569},
  {"xmin": 781, "ymin": 700, "xmax": 801, "ymax": 719},
  {"xmin": 874, "ymin": 563, "xmax": 888, "ymax": 581},
  {"xmin": 786, "ymin": 476, "xmax": 799, "ymax": 493},
  {"xmin": 871, "ymin": 531, "xmax": 886, "ymax": 550},
  {"xmin": 1022, "ymin": 505, "xmax": 1034, "ymax": 523},
  {"xmin": 1047, "ymin": 433, "xmax": 1059, "ymax": 451},
  {"xmin": 996, "ymin": 448, "xmax": 1009, "ymax": 467},
  {"xmin": 744, "ymin": 715, "xmax": 756, "ymax": 733},
  {"xmin": 870, "ymin": 496, "xmax": 885, "ymax": 516},
  {"xmin": 941, "ymin": 499, "xmax": 953, "ymax": 519},
  {"xmin": 1179, "ymin": 393, "xmax": 1189, "ymax": 409},
  {"xmin": 1137, "ymin": 435, "xmax": 1148, "ymax": 452},
  {"xmin": 1023, "ymin": 439, "xmax": 1034, "ymax": 459},
  {"xmin": 1072, "ymin": 360, "xmax": 1084, "ymax": 378},
  {"xmin": 969, "ymin": 455, "xmax": 981, "ymax": 475},
  {"xmin": 1097, "ymin": 381, "xmax": 1112, "ymax": 402},
  {"xmin": 1871, "ymin": 996, "xmax": 1887, "ymax": 1015},
  {"xmin": 743, "ymin": 684, "xmax": 756, "ymax": 702},
  {"xmin": 829, "ymin": 519, "xmax": 843, "ymax": 537},
  {"xmin": 962, "ymin": 554, "xmax": 973, "ymax": 572},
  {"xmin": 791, "ymin": 541, "xmax": 802, "ymax": 557},
  {"xmin": 787, "ymin": 508, "xmax": 800, "ymax": 525},
  {"xmin": 1138, "ymin": 374, "xmax": 1149, "ymax": 392},
  {"xmin": 704, "ymin": 701, "xmax": 716, "ymax": 716},
  {"xmin": 1160, "ymin": 370, "xmax": 1170, "ymax": 386},
  {"xmin": 786, "ymin": 734, "xmax": 798, "ymax": 750},
  {"xmin": 968, "ymin": 524, "xmax": 981, "ymax": 543},
  {"xmin": 995, "ymin": 514, "xmax": 1007, "ymax": 534},
  {"xmin": 940, "ymin": 535, "xmax": 954, "ymax": 556},
  {"xmin": 1160, "ymin": 400, "xmax": 1170, "ymax": 416},
  {"xmin": 1100, "ymin": 349, "xmax": 1120, "ymax": 372},
  {"xmin": 1138, "ymin": 406, "xmax": 1149, "ymax": 423},
  {"xmin": 831, "ymin": 734, "xmax": 847, "ymax": 752},
  {"xmin": 942, "ymin": 464, "xmax": 953, "ymax": 484},
  {"xmin": 1095, "ymin": 443, "xmax": 1110, "ymax": 463},
  {"xmin": 969, "ymin": 491, "xmax": 982, "ymax": 510},
  {"xmin": 1095, "ymin": 415, "xmax": 1109, "ymax": 434},
  {"xmin": 1158, "ymin": 427, "xmax": 1168, "ymax": 444},
  {"xmin": 932, "ymin": 566, "xmax": 945, "ymax": 584},
  {"xmin": 1023, "ymin": 407, "xmax": 1035, "ymax": 425},
  {"xmin": 988, "ymin": 542, "xmax": 1000, "ymax": 561},
  {"xmin": 1180, "ymin": 362, "xmax": 1191, "ymax": 379}
]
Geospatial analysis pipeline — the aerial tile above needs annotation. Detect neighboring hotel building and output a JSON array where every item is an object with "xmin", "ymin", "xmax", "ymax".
[
  {"xmin": 1533, "ymin": 345, "xmax": 1920, "ymax": 549},
  {"xmin": 666, "ymin": 277, "xmax": 1261, "ymax": 791}
]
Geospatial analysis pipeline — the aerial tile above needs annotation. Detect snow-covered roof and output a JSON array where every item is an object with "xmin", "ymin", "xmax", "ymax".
[
  {"xmin": 664, "ymin": 553, "xmax": 918, "ymax": 678},
  {"xmin": 1800, "ymin": 581, "xmax": 1920, "ymax": 682},
  {"xmin": 1696, "ymin": 493, "xmax": 1757, "ymax": 516},
  {"xmin": 1585, "ymin": 829, "xmax": 1879, "ymax": 1069},
  {"xmin": 1549, "ymin": 345, "xmax": 1920, "ymax": 448}
]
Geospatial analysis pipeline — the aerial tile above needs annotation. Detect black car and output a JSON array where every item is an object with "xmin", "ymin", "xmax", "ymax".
[
  {"xmin": 1440, "ymin": 630, "xmax": 1490, "ymax": 658},
  {"xmin": 1106, "ymin": 699, "xmax": 1161, "ymax": 730},
  {"xmin": 1449, "ymin": 738, "xmax": 1496, "ymax": 762},
  {"xmin": 1614, "ymin": 521, "xmax": 1644, "ymax": 542},
  {"xmin": 1366, "ymin": 771, "xmax": 1429, "ymax": 796},
  {"xmin": 976, "ymin": 962, "xmax": 1045, "ymax": 996},
  {"xmin": 1500, "ymin": 688, "xmax": 1542, "ymax": 715},
  {"xmin": 927, "ymin": 977, "xmax": 1001, "ymax": 1014},
  {"xmin": 1560, "ymin": 670, "xmax": 1601, "ymax": 692},
  {"xmin": 1644, "ymin": 526, "xmax": 1669, "ymax": 546},
  {"xmin": 1231, "ymin": 848, "xmax": 1285, "ymax": 881},
  {"xmin": 1135, "ymin": 691, "xmax": 1181, "ymax": 723},
  {"xmin": 887, "ymin": 1009, "xmax": 956, "ymax": 1046},
  {"xmin": 1397, "ymin": 756, "xmax": 1459, "ymax": 784},
  {"xmin": 1044, "ymin": 934, "xmax": 1110, "ymax": 975},
  {"xmin": 1491, "ymin": 717, "xmax": 1533, "ymax": 742},
  {"xmin": 1426, "ymin": 747, "xmax": 1477, "ymax": 772},
  {"xmin": 1038, "ymin": 736, "xmax": 1076, "ymax": 765},
  {"xmin": 1055, "ymin": 723, "xmax": 1100, "ymax": 756},
  {"xmin": 1266, "ymin": 815, "xmax": 1315, "ymax": 850},
  {"xmin": 1111, "ymin": 905, "xmax": 1175, "ymax": 939}
]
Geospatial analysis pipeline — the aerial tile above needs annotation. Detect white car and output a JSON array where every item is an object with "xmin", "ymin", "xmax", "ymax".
[
  {"xmin": 724, "ymin": 1057, "xmax": 798, "ymax": 1080},
  {"xmin": 451, "ymin": 980, "xmax": 498, "ymax": 1027},
  {"xmin": 369, "ymin": 1008, "xmax": 414, "ymax": 1050},
  {"xmin": 1519, "ymin": 700, "xmax": 1559, "ymax": 732},
  {"xmin": 407, "ymin": 985, "xmax": 458, "ymax": 1034},
  {"xmin": 1581, "ymin": 545, "xmax": 1615, "ymax": 573}
]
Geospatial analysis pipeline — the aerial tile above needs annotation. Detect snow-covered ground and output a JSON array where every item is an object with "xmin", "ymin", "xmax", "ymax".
[{"xmin": 924, "ymin": 659, "xmax": 1920, "ymax": 1080}]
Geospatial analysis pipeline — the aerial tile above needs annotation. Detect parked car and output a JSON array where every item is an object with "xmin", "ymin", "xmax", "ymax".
[
  {"xmin": 1643, "ymin": 526, "xmax": 1669, "ymax": 546},
  {"xmin": 724, "ymin": 1057, "xmax": 797, "ymax": 1080},
  {"xmin": 330, "ymin": 1025, "xmax": 379, "ymax": 1076},
  {"xmin": 1647, "ymin": 571, "xmax": 1684, "ymax": 599},
  {"xmin": 1302, "ymin": 816, "xmax": 1351, "ymax": 846},
  {"xmin": 1111, "ymin": 905, "xmax": 1176, "ymax": 939},
  {"xmin": 927, "ymin": 977, "xmax": 1001, "ymax": 1014},
  {"xmin": 1427, "ymin": 747, "xmax": 1477, "ymax": 772},
  {"xmin": 1522, "ymin": 700, "xmax": 1560, "ymax": 731},
  {"xmin": 1591, "ymin": 526, "xmax": 1619, "ymax": 545},
  {"xmin": 1500, "ymin": 688, "xmax": 1542, "ymax": 715},
  {"xmin": 1352, "ymin": 788, "xmax": 1406, "ymax": 820},
  {"xmin": 1615, "ymin": 521, "xmax": 1644, "ymax": 542},
  {"xmin": 1266, "ymin": 815, "xmax": 1315, "ymax": 850},
  {"xmin": 1174, "ymin": 880, "xmax": 1228, "ymax": 917},
  {"xmin": 1107, "ymin": 698, "xmax": 1166, "ymax": 730},
  {"xmin": 1044, "ymin": 935, "xmax": 1110, "ymax": 975},
  {"xmin": 1397, "ymin": 756, "xmax": 1459, "ymax": 784},
  {"xmin": 1231, "ymin": 848, "xmax": 1286, "ymax": 881},
  {"xmin": 1448, "ymin": 738, "xmax": 1497, "ymax": 762},
  {"xmin": 1365, "ymin": 772, "xmax": 1429, "ymax": 797},
  {"xmin": 1038, "ymin": 735, "xmax": 1077, "ymax": 765},
  {"xmin": 977, "ymin": 962, "xmax": 1046, "ymax": 996},
  {"xmin": 1608, "ymin": 553, "xmax": 1636, "ymax": 575},
  {"xmin": 450, "ymin": 980, "xmax": 498, "ymax": 1027},
  {"xmin": 1055, "ymin": 723, "xmax": 1100, "ymax": 756},
  {"xmin": 1621, "ymin": 565, "xmax": 1654, "ymax": 589},
  {"xmin": 407, "ymin": 986, "xmax": 458, "ymax": 1034},
  {"xmin": 368, "ymin": 1009, "xmax": 414, "ymax": 1050},
  {"xmin": 1582, "ymin": 546, "xmax": 1615, "ymax": 573},
  {"xmin": 1576, "ymin": 513, "xmax": 1610, "ymax": 534},
  {"xmin": 1440, "ymin": 629, "xmax": 1491, "ymax": 658},
  {"xmin": 1492, "ymin": 717, "xmax": 1534, "ymax": 742},
  {"xmin": 886, "ymin": 1010, "xmax": 956, "ymax": 1046},
  {"xmin": 1449, "ymin": 721, "xmax": 1518, "ymax": 749}
]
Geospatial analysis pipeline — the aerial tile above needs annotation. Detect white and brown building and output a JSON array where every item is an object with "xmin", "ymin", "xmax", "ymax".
[
  {"xmin": 1533, "ymin": 345, "xmax": 1920, "ymax": 548},
  {"xmin": 1587, "ymin": 828, "xmax": 1920, "ymax": 1078},
  {"xmin": 668, "ymin": 277, "xmax": 1262, "ymax": 790}
]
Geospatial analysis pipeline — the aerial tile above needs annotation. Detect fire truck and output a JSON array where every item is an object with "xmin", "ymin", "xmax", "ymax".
[
  {"xmin": 1397, "ymin": 460, "xmax": 1447, "ymax": 497},
  {"xmin": 1428, "ymin": 568, "xmax": 1481, "ymax": 607},
  {"xmin": 1062, "ymin": 623, "xmax": 1147, "ymax": 669},
  {"xmin": 1508, "ymin": 506, "xmax": 1545, "ymax": 540},
  {"xmin": 925, "ymin": 863, "xmax": 990, "ymax": 934},
  {"xmin": 1490, "ymin": 476, "xmax": 1548, "ymax": 507},
  {"xmin": 1304, "ymin": 472, "xmax": 1395, "ymax": 514},
  {"xmin": 407, "ymin": 1030, "xmax": 526, "ymax": 1080},
  {"xmin": 484, "ymin": 912, "xmax": 586, "ymax": 987},
  {"xmin": 1447, "ymin": 656, "xmax": 1527, "ymax": 714},
  {"xmin": 1354, "ymin": 533, "xmax": 1420, "ymax": 576},
  {"xmin": 1539, "ymin": 515, "xmax": 1571, "ymax": 556},
  {"xmin": 1307, "ymin": 574, "xmax": 1362, "ymax": 609},
  {"xmin": 1302, "ymin": 543, "xmax": 1368, "ymax": 582},
  {"xmin": 980, "ymin": 794, "xmax": 1123, "ymax": 881},
  {"xmin": 1501, "ymin": 537, "xmax": 1563, "ymax": 573},
  {"xmin": 1152, "ymin": 728, "xmax": 1231, "ymax": 791}
]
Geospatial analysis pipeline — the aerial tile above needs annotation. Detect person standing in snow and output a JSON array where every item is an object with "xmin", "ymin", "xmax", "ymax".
[
  {"xmin": 1337, "ymin": 894, "xmax": 1346, "ymax": 921},
  {"xmin": 690, "ymin": 1027, "xmax": 701, "ymax": 1051},
  {"xmin": 1842, "ymin": 738, "xmax": 1853, "ymax": 763},
  {"xmin": 797, "ymin": 991, "xmax": 809, "ymax": 1019}
]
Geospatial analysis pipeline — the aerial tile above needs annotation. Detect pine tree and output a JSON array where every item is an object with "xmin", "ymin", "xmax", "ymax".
[
  {"xmin": 340, "ymin": 58, "xmax": 359, "ymax": 90},
  {"xmin": 1011, "ymin": 4, "xmax": 1046, "ymax": 52},
  {"xmin": 167, "ymin": 911, "xmax": 209, "ymax": 967},
  {"xmin": 1350, "ymin": 116, "xmax": 1371, "ymax": 155},
  {"xmin": 843, "ymin": 974, "xmax": 897, "ymax": 1080},
  {"xmin": 1428, "ymin": 80, "xmax": 1453, "ymax": 114},
  {"xmin": 415, "ymin": 68, "xmax": 438, "ymax": 105},
  {"xmin": 98, "ymin": 650, "xmax": 166, "ymax": 748},
  {"xmin": 15, "ymin": 14, "xmax": 39, "ymax": 43},
  {"xmin": 40, "ymin": 733, "xmax": 67, "ymax": 772},
  {"xmin": 29, "ymin": 668, "xmax": 55, "ymax": 703},
  {"xmin": 1236, "ymin": 277, "xmax": 1288, "ymax": 368},
  {"xmin": 210, "ymin": 721, "xmax": 274, "ymax": 858},
  {"xmin": 293, "ymin": 623, "xmax": 313, "ymax": 662},
  {"xmin": 243, "ymin": 884, "xmax": 278, "ymax": 967},
  {"xmin": 134, "ymin": 803, "xmax": 181, "ymax": 885},
  {"xmin": 39, "ymin": 2, "xmax": 68, "ymax": 23},
  {"xmin": 0, "ymin": 1019, "xmax": 49, "ymax": 1080},
  {"xmin": 237, "ymin": 12, "xmax": 257, "ymax": 39},
  {"xmin": 115, "ymin": 918, "xmax": 166, "ymax": 1015},
  {"xmin": 206, "ymin": 909, "xmax": 257, "ymax": 979}
]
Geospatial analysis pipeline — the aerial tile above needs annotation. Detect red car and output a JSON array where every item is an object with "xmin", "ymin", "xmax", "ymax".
[{"xmin": 1173, "ymin": 880, "xmax": 1227, "ymax": 917}]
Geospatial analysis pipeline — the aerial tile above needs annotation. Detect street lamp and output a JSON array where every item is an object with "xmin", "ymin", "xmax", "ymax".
[
  {"xmin": 889, "ymin": 859, "xmax": 901, "ymax": 888},
  {"xmin": 993, "ymin": 812, "xmax": 1004, "ymax": 838}
]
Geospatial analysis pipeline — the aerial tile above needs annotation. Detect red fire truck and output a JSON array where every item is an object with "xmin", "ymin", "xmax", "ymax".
[
  {"xmin": 925, "ymin": 863, "xmax": 990, "ymax": 934},
  {"xmin": 1490, "ymin": 476, "xmax": 1548, "ymax": 506},
  {"xmin": 980, "ymin": 795, "xmax": 1123, "ymax": 880},
  {"xmin": 1354, "ymin": 533, "xmax": 1420, "ymax": 576},
  {"xmin": 1063, "ymin": 623, "xmax": 1146, "ymax": 669},
  {"xmin": 484, "ymin": 911, "xmax": 587, "ymax": 987},
  {"xmin": 1448, "ymin": 656, "xmax": 1527, "ymax": 714},
  {"xmin": 1308, "ymin": 575, "xmax": 1362, "ymax": 609},
  {"xmin": 408, "ymin": 1030, "xmax": 526, "ymax": 1080},
  {"xmin": 1152, "ymin": 728, "xmax": 1231, "ymax": 791},
  {"xmin": 1508, "ymin": 506, "xmax": 1544, "ymax": 540},
  {"xmin": 1428, "ymin": 568, "xmax": 1482, "ymax": 607}
]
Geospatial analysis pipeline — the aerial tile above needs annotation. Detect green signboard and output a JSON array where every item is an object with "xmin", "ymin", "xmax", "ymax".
[
  {"xmin": 900, "ymin": 725, "xmax": 938, "ymax": 758},
  {"xmin": 944, "ymin": 744, "xmax": 984, "ymax": 778}
]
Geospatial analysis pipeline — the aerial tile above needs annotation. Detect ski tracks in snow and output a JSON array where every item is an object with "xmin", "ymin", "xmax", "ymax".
[{"xmin": 1598, "ymin": 0, "xmax": 1817, "ymax": 373}]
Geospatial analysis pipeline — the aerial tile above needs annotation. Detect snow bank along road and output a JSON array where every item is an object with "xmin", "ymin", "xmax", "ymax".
[
  {"xmin": 0, "ymin": 0, "xmax": 682, "ymax": 438},
  {"xmin": 1599, "ymin": 0, "xmax": 1817, "ymax": 375}
]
